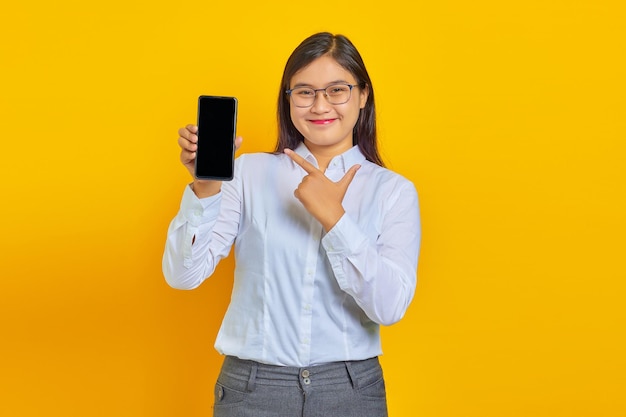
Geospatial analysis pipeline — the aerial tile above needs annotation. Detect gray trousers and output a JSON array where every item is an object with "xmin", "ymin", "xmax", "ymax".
[{"xmin": 213, "ymin": 356, "xmax": 388, "ymax": 417}]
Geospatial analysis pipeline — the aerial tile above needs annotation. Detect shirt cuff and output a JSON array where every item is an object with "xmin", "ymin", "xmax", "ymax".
[
  {"xmin": 322, "ymin": 213, "xmax": 367, "ymax": 255},
  {"xmin": 180, "ymin": 184, "xmax": 221, "ymax": 227}
]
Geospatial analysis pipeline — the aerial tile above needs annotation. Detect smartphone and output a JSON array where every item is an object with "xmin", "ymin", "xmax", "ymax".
[{"xmin": 195, "ymin": 95, "xmax": 238, "ymax": 180}]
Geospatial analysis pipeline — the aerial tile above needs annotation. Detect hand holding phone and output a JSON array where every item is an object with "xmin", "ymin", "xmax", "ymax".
[{"xmin": 195, "ymin": 95, "xmax": 238, "ymax": 180}]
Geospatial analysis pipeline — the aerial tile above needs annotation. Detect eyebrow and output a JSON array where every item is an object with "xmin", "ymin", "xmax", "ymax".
[{"xmin": 291, "ymin": 79, "xmax": 354, "ymax": 88}]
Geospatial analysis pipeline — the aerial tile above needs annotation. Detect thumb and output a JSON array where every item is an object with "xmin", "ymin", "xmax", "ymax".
[
  {"xmin": 337, "ymin": 164, "xmax": 361, "ymax": 190},
  {"xmin": 234, "ymin": 135, "xmax": 244, "ymax": 150}
]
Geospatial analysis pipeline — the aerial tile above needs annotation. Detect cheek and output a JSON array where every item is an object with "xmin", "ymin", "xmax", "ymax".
[
  {"xmin": 289, "ymin": 107, "xmax": 308, "ymax": 135},
  {"xmin": 289, "ymin": 105, "xmax": 299, "ymax": 123},
  {"xmin": 346, "ymin": 102, "xmax": 363, "ymax": 124},
  {"xmin": 290, "ymin": 107, "xmax": 307, "ymax": 126}
]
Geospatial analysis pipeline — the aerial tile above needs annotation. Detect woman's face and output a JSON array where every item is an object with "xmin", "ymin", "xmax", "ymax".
[{"xmin": 289, "ymin": 55, "xmax": 368, "ymax": 155}]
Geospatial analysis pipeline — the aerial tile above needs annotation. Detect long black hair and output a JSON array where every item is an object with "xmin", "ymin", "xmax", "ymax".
[{"xmin": 275, "ymin": 32, "xmax": 384, "ymax": 167}]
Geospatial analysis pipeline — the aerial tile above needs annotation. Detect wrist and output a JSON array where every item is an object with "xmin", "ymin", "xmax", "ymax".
[
  {"xmin": 320, "ymin": 208, "xmax": 345, "ymax": 232},
  {"xmin": 191, "ymin": 180, "xmax": 222, "ymax": 198}
]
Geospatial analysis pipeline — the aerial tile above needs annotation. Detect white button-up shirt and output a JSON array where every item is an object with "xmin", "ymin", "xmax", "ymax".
[{"xmin": 163, "ymin": 143, "xmax": 421, "ymax": 367}]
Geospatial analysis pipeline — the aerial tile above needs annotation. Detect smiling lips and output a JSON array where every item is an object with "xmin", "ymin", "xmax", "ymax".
[{"xmin": 309, "ymin": 118, "xmax": 336, "ymax": 125}]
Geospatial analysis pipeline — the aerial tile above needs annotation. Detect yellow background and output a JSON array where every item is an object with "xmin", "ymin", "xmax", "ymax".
[{"xmin": 1, "ymin": 0, "xmax": 625, "ymax": 416}]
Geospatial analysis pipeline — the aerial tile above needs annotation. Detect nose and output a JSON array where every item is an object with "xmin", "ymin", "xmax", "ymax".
[{"xmin": 310, "ymin": 89, "xmax": 332, "ymax": 112}]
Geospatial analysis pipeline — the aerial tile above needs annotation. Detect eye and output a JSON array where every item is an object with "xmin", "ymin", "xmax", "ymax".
[
  {"xmin": 327, "ymin": 85, "xmax": 350, "ymax": 95},
  {"xmin": 294, "ymin": 88, "xmax": 314, "ymax": 96}
]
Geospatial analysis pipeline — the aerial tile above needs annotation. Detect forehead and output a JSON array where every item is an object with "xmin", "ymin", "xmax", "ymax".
[{"xmin": 290, "ymin": 55, "xmax": 356, "ymax": 85}]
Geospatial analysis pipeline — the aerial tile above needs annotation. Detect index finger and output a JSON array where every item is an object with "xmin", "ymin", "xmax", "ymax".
[
  {"xmin": 178, "ymin": 125, "xmax": 198, "ymax": 143},
  {"xmin": 284, "ymin": 148, "xmax": 320, "ymax": 175}
]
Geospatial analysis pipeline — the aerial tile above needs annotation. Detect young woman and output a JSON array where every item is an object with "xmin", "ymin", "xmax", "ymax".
[{"xmin": 163, "ymin": 32, "xmax": 421, "ymax": 417}]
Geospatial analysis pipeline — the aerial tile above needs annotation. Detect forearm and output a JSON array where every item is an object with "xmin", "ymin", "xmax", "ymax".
[
  {"xmin": 323, "ymin": 189, "xmax": 421, "ymax": 325},
  {"xmin": 335, "ymin": 253, "xmax": 415, "ymax": 325},
  {"xmin": 325, "ymin": 225, "xmax": 419, "ymax": 325},
  {"xmin": 162, "ymin": 218, "xmax": 216, "ymax": 289},
  {"xmin": 162, "ymin": 185, "xmax": 224, "ymax": 289}
]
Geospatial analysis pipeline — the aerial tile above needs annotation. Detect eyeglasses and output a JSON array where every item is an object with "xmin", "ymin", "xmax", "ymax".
[{"xmin": 286, "ymin": 83, "xmax": 360, "ymax": 108}]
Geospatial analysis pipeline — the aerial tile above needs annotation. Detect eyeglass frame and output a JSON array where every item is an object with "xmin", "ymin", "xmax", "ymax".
[{"xmin": 285, "ymin": 83, "xmax": 362, "ymax": 108}]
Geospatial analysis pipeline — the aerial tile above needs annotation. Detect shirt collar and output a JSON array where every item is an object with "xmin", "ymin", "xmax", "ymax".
[{"xmin": 294, "ymin": 142, "xmax": 367, "ymax": 172}]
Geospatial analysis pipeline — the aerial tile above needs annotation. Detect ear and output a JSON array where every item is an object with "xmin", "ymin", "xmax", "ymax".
[{"xmin": 359, "ymin": 84, "xmax": 370, "ymax": 109}]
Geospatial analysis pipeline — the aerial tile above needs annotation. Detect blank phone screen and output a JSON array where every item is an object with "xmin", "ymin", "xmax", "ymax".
[{"xmin": 195, "ymin": 96, "xmax": 237, "ymax": 180}]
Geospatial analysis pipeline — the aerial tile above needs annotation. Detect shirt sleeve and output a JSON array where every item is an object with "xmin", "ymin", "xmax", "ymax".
[
  {"xmin": 162, "ymin": 164, "xmax": 242, "ymax": 289},
  {"xmin": 322, "ymin": 181, "xmax": 421, "ymax": 326}
]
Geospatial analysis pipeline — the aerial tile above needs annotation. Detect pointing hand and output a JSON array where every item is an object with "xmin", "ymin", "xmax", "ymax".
[{"xmin": 284, "ymin": 148, "xmax": 360, "ymax": 231}]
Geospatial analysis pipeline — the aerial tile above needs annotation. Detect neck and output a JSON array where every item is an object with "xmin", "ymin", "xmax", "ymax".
[{"xmin": 303, "ymin": 140, "xmax": 352, "ymax": 172}]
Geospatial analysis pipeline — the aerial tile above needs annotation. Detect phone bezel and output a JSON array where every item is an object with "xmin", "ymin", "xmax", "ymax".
[{"xmin": 194, "ymin": 95, "xmax": 238, "ymax": 181}]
